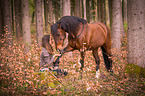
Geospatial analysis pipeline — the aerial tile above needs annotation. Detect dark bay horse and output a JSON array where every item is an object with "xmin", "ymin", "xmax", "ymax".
[{"xmin": 51, "ymin": 16, "xmax": 113, "ymax": 78}]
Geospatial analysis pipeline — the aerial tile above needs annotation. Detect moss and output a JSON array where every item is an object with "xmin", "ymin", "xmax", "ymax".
[{"xmin": 125, "ymin": 63, "xmax": 145, "ymax": 78}]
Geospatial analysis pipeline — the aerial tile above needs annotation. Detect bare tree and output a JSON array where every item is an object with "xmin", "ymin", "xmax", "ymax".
[
  {"xmin": 127, "ymin": 0, "xmax": 145, "ymax": 68},
  {"xmin": 63, "ymin": 0, "xmax": 71, "ymax": 16},
  {"xmin": 86, "ymin": 0, "xmax": 91, "ymax": 22},
  {"xmin": 111, "ymin": 0, "xmax": 124, "ymax": 53},
  {"xmin": 122, "ymin": 0, "xmax": 127, "ymax": 23},
  {"xmin": 44, "ymin": 0, "xmax": 49, "ymax": 31},
  {"xmin": 48, "ymin": 0, "xmax": 53, "ymax": 23},
  {"xmin": 36, "ymin": 0, "xmax": 43, "ymax": 47},
  {"xmin": 75, "ymin": 0, "xmax": 80, "ymax": 17},
  {"xmin": 0, "ymin": 0, "xmax": 3, "ymax": 39},
  {"xmin": 97, "ymin": 0, "xmax": 106, "ymax": 24},
  {"xmin": 21, "ymin": 0, "xmax": 31, "ymax": 53},
  {"xmin": 2, "ymin": 0, "xmax": 12, "ymax": 46},
  {"xmin": 83, "ymin": 0, "xmax": 86, "ymax": 19},
  {"xmin": 15, "ymin": 0, "xmax": 22, "ymax": 42}
]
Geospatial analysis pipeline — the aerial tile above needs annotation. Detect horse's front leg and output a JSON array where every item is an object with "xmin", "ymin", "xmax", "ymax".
[
  {"xmin": 80, "ymin": 51, "xmax": 85, "ymax": 71},
  {"xmin": 53, "ymin": 45, "xmax": 74, "ymax": 69},
  {"xmin": 78, "ymin": 51, "xmax": 85, "ymax": 79},
  {"xmin": 92, "ymin": 49, "xmax": 100, "ymax": 79}
]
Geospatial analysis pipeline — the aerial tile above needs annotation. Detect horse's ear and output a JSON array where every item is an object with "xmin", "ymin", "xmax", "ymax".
[{"xmin": 48, "ymin": 22, "xmax": 53, "ymax": 26}]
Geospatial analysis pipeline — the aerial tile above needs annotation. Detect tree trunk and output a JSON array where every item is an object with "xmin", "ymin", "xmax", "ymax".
[
  {"xmin": 36, "ymin": 0, "xmax": 43, "ymax": 47},
  {"xmin": 97, "ymin": 0, "xmax": 101, "ymax": 22},
  {"xmin": 48, "ymin": 0, "xmax": 53, "ymax": 23},
  {"xmin": 83, "ymin": 0, "xmax": 86, "ymax": 19},
  {"xmin": 106, "ymin": 0, "xmax": 110, "ymax": 26},
  {"xmin": 80, "ymin": 0, "xmax": 82, "ymax": 17},
  {"xmin": 44, "ymin": 0, "xmax": 48, "ymax": 31},
  {"xmin": 2, "ymin": 0, "xmax": 12, "ymax": 46},
  {"xmin": 0, "ymin": 0, "xmax": 3, "ymax": 39},
  {"xmin": 53, "ymin": 0, "xmax": 60, "ymax": 21},
  {"xmin": 75, "ymin": 0, "xmax": 80, "ymax": 17},
  {"xmin": 127, "ymin": 0, "xmax": 145, "ymax": 68},
  {"xmin": 90, "ymin": 0, "xmax": 96, "ymax": 22},
  {"xmin": 122, "ymin": 0, "xmax": 127, "ymax": 23},
  {"xmin": 86, "ymin": 0, "xmax": 90, "ymax": 22},
  {"xmin": 111, "ymin": 0, "xmax": 123, "ymax": 53},
  {"xmin": 63, "ymin": 0, "xmax": 71, "ymax": 16},
  {"xmin": 15, "ymin": 0, "xmax": 22, "ymax": 42},
  {"xmin": 21, "ymin": 0, "xmax": 31, "ymax": 53},
  {"xmin": 97, "ymin": 0, "xmax": 106, "ymax": 24},
  {"xmin": 108, "ymin": 0, "xmax": 112, "ymax": 27},
  {"xmin": 101, "ymin": 0, "xmax": 106, "ymax": 24}
]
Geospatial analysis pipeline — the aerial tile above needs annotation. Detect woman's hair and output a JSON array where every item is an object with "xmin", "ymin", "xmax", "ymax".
[{"xmin": 42, "ymin": 35, "xmax": 53, "ymax": 54}]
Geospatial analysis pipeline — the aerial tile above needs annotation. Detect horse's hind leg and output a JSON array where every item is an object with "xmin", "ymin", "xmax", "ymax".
[
  {"xmin": 101, "ymin": 46, "xmax": 113, "ymax": 73},
  {"xmin": 92, "ymin": 49, "xmax": 100, "ymax": 78}
]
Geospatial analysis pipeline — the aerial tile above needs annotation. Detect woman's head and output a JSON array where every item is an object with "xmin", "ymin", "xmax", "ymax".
[{"xmin": 42, "ymin": 35, "xmax": 53, "ymax": 54}]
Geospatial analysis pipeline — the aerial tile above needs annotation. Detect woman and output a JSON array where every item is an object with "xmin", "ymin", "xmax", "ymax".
[
  {"xmin": 40, "ymin": 35, "xmax": 60, "ymax": 70},
  {"xmin": 40, "ymin": 35, "xmax": 68, "ymax": 77}
]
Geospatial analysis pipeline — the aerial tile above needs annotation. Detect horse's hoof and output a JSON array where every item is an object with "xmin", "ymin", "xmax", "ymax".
[
  {"xmin": 95, "ymin": 70, "xmax": 100, "ymax": 79},
  {"xmin": 109, "ymin": 70, "xmax": 114, "ymax": 76}
]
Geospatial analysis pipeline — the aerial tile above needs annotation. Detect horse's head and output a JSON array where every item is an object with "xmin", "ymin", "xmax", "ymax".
[{"xmin": 51, "ymin": 23, "xmax": 66, "ymax": 52}]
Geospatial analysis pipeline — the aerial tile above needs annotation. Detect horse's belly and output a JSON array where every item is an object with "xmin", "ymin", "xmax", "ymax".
[{"xmin": 86, "ymin": 36, "xmax": 106, "ymax": 50}]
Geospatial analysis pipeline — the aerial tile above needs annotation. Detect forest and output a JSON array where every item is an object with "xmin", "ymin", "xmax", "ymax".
[{"xmin": 0, "ymin": 0, "xmax": 145, "ymax": 95}]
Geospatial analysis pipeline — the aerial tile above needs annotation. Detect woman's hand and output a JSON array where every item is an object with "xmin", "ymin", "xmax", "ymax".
[{"xmin": 53, "ymin": 54, "xmax": 61, "ymax": 58}]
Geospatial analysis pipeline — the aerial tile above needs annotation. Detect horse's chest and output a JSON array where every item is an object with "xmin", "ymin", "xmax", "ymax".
[
  {"xmin": 70, "ymin": 39, "xmax": 88, "ymax": 52},
  {"xmin": 69, "ymin": 39, "xmax": 81, "ymax": 49}
]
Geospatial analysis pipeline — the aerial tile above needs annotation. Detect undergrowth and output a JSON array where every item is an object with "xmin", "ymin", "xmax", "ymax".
[{"xmin": 0, "ymin": 33, "xmax": 145, "ymax": 95}]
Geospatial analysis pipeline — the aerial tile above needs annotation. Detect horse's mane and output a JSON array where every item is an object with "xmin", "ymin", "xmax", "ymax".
[{"xmin": 51, "ymin": 16, "xmax": 87, "ymax": 36}]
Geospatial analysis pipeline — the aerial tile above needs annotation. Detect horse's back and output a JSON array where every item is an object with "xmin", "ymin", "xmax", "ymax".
[{"xmin": 85, "ymin": 22, "xmax": 110, "ymax": 49}]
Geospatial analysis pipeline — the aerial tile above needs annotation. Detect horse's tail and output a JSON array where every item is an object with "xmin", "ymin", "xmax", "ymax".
[{"xmin": 101, "ymin": 46, "xmax": 111, "ymax": 70}]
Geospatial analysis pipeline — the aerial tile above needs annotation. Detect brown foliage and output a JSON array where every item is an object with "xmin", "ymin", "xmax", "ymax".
[{"xmin": 0, "ymin": 34, "xmax": 144, "ymax": 95}]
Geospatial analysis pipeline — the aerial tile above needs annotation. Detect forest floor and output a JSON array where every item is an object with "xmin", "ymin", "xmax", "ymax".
[{"xmin": 0, "ymin": 32, "xmax": 145, "ymax": 95}]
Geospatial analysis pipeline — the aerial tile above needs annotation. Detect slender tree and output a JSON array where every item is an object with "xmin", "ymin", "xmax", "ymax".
[
  {"xmin": 63, "ymin": 0, "xmax": 71, "ymax": 16},
  {"xmin": 86, "ymin": 0, "xmax": 91, "ymax": 22},
  {"xmin": 53, "ymin": 0, "xmax": 60, "ymax": 21},
  {"xmin": 75, "ymin": 0, "xmax": 80, "ymax": 17},
  {"xmin": 97, "ymin": 0, "xmax": 101, "ymax": 22},
  {"xmin": 90, "ymin": 0, "xmax": 96, "ymax": 22},
  {"xmin": 97, "ymin": 0, "xmax": 106, "ymax": 24},
  {"xmin": 127, "ymin": 0, "xmax": 145, "ymax": 68},
  {"xmin": 83, "ymin": 0, "xmax": 86, "ymax": 19},
  {"xmin": 36, "ymin": 0, "xmax": 43, "ymax": 47},
  {"xmin": 48, "ymin": 0, "xmax": 53, "ymax": 23},
  {"xmin": 21, "ymin": 0, "xmax": 31, "ymax": 53},
  {"xmin": 2, "ymin": 0, "xmax": 12, "ymax": 46},
  {"xmin": 111, "ymin": 0, "xmax": 124, "ymax": 53},
  {"xmin": 15, "ymin": 0, "xmax": 22, "ymax": 42},
  {"xmin": 108, "ymin": 0, "xmax": 112, "ymax": 27},
  {"xmin": 122, "ymin": 0, "xmax": 127, "ymax": 23},
  {"xmin": 62, "ymin": 0, "xmax": 71, "ymax": 44},
  {"xmin": 0, "ymin": 0, "xmax": 3, "ymax": 39},
  {"xmin": 44, "ymin": 0, "xmax": 48, "ymax": 31},
  {"xmin": 80, "ymin": 0, "xmax": 82, "ymax": 17}
]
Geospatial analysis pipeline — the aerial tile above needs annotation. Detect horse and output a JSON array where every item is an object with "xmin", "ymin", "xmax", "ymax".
[{"xmin": 51, "ymin": 16, "xmax": 113, "ymax": 78}]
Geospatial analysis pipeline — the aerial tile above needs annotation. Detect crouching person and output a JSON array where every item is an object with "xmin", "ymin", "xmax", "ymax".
[{"xmin": 40, "ymin": 35, "xmax": 68, "ymax": 77}]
